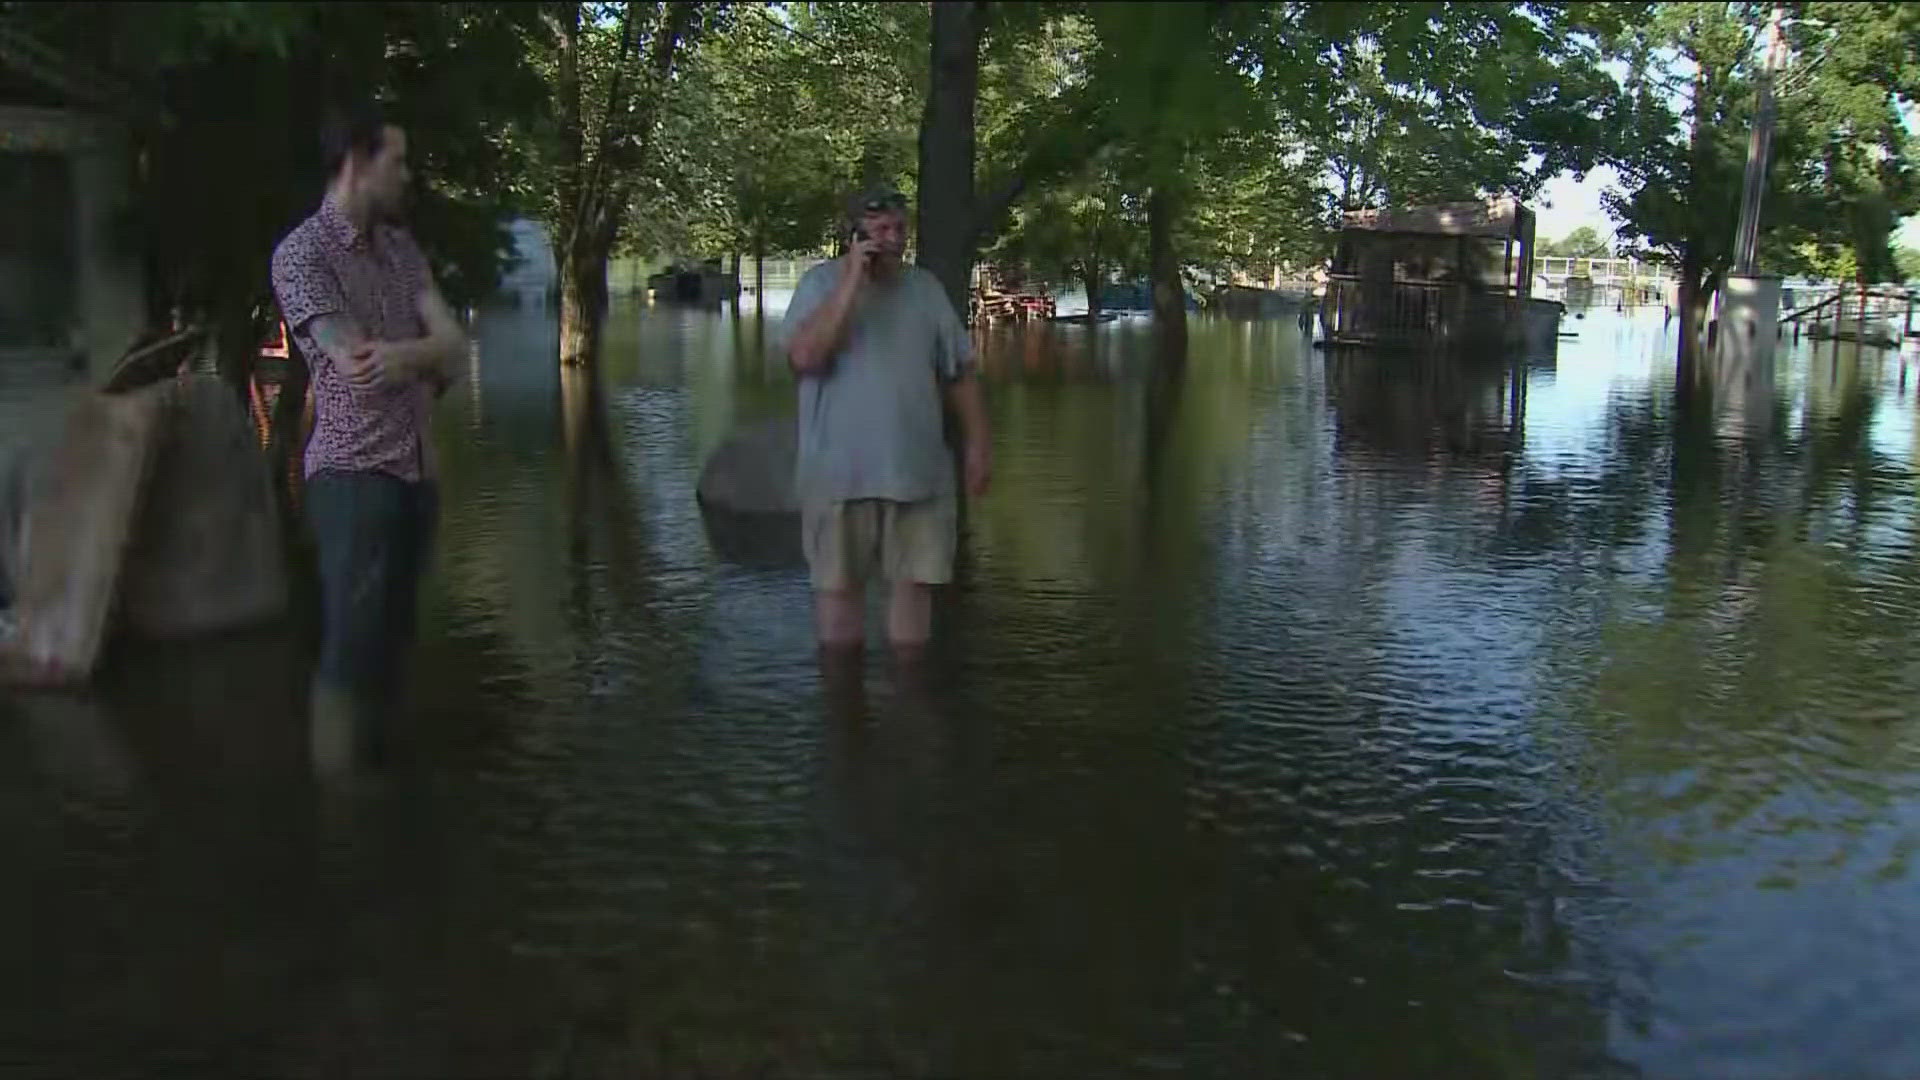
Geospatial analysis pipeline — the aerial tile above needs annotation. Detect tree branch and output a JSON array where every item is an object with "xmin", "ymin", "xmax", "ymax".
[
  {"xmin": 580, "ymin": 1, "xmax": 649, "ymax": 243},
  {"xmin": 595, "ymin": 0, "xmax": 699, "ymax": 255},
  {"xmin": 974, "ymin": 96, "xmax": 1115, "ymax": 247},
  {"xmin": 550, "ymin": 1, "xmax": 585, "ymax": 256}
]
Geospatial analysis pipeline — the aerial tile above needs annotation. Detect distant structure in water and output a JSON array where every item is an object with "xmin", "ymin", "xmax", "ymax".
[
  {"xmin": 1318, "ymin": 197, "xmax": 1563, "ymax": 354},
  {"xmin": 497, "ymin": 218, "xmax": 555, "ymax": 306},
  {"xmin": 647, "ymin": 259, "xmax": 742, "ymax": 305}
]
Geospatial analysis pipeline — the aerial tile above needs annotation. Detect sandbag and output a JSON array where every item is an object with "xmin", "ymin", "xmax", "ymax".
[
  {"xmin": 117, "ymin": 375, "xmax": 288, "ymax": 640},
  {"xmin": 0, "ymin": 382, "xmax": 173, "ymax": 685}
]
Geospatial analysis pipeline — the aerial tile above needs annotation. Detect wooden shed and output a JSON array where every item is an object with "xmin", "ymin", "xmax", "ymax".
[{"xmin": 1319, "ymin": 197, "xmax": 1562, "ymax": 354}]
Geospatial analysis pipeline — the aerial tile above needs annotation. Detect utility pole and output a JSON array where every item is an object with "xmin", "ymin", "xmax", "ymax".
[
  {"xmin": 1719, "ymin": 5, "xmax": 1789, "ymax": 371},
  {"xmin": 1731, "ymin": 6, "xmax": 1787, "ymax": 275}
]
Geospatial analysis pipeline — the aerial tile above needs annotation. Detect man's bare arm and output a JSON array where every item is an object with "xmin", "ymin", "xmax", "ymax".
[
  {"xmin": 389, "ymin": 285, "xmax": 468, "ymax": 394},
  {"xmin": 788, "ymin": 245, "xmax": 875, "ymax": 375},
  {"xmin": 944, "ymin": 373, "xmax": 990, "ymax": 448},
  {"xmin": 305, "ymin": 290, "xmax": 465, "ymax": 395},
  {"xmin": 944, "ymin": 372, "xmax": 992, "ymax": 496},
  {"xmin": 306, "ymin": 313, "xmax": 371, "ymax": 368}
]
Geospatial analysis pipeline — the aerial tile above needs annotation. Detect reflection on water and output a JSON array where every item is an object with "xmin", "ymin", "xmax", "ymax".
[{"xmin": 7, "ymin": 301, "xmax": 1920, "ymax": 1076}]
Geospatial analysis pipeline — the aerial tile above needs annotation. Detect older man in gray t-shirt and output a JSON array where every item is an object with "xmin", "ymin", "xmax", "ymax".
[{"xmin": 781, "ymin": 186, "xmax": 991, "ymax": 652}]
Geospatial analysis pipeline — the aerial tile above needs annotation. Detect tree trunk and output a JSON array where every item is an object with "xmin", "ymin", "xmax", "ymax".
[
  {"xmin": 1148, "ymin": 186, "xmax": 1187, "ymax": 362},
  {"xmin": 559, "ymin": 242, "xmax": 609, "ymax": 367},
  {"xmin": 548, "ymin": 0, "xmax": 696, "ymax": 368},
  {"xmin": 1082, "ymin": 259, "xmax": 1102, "ymax": 321},
  {"xmin": 915, "ymin": 0, "xmax": 984, "ymax": 320},
  {"xmin": 1677, "ymin": 58, "xmax": 1714, "ymax": 368},
  {"xmin": 1676, "ymin": 250, "xmax": 1701, "ymax": 363},
  {"xmin": 754, "ymin": 231, "xmax": 766, "ymax": 317},
  {"xmin": 727, "ymin": 250, "xmax": 740, "ymax": 313}
]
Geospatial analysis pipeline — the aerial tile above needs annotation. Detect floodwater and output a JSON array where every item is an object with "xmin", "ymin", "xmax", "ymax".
[{"xmin": 6, "ymin": 298, "xmax": 1920, "ymax": 1078}]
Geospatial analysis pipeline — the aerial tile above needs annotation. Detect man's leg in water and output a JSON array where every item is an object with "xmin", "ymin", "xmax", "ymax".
[
  {"xmin": 886, "ymin": 582, "xmax": 933, "ymax": 650},
  {"xmin": 881, "ymin": 496, "xmax": 955, "ymax": 654},
  {"xmin": 816, "ymin": 589, "xmax": 864, "ymax": 649},
  {"xmin": 807, "ymin": 499, "xmax": 877, "ymax": 650},
  {"xmin": 306, "ymin": 471, "xmax": 408, "ymax": 775}
]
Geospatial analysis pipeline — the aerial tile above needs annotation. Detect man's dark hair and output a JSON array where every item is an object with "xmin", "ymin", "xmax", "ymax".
[{"xmin": 320, "ymin": 102, "xmax": 390, "ymax": 180}]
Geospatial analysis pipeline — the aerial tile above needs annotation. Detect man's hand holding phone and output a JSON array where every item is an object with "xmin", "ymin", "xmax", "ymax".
[{"xmin": 843, "ymin": 227, "xmax": 880, "ymax": 282}]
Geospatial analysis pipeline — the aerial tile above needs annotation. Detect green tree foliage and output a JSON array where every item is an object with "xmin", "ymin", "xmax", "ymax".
[
  {"xmin": 1607, "ymin": 1, "xmax": 1920, "ymax": 333},
  {"xmin": 1284, "ymin": 3, "xmax": 1641, "ymax": 212},
  {"xmin": 633, "ymin": 1, "xmax": 926, "ymax": 282},
  {"xmin": 526, "ymin": 1, "xmax": 704, "ymax": 366},
  {"xmin": 1083, "ymin": 2, "xmax": 1268, "ymax": 347},
  {"xmin": 1542, "ymin": 225, "xmax": 1612, "ymax": 258},
  {"xmin": 2, "ymin": 2, "xmax": 544, "ymax": 350},
  {"xmin": 970, "ymin": 5, "xmax": 1118, "ymax": 252},
  {"xmin": 1050, "ymin": 2, "xmax": 1637, "ymax": 348},
  {"xmin": 986, "ymin": 151, "xmax": 1145, "ymax": 313},
  {"xmin": 1182, "ymin": 125, "xmax": 1334, "ymax": 287},
  {"xmin": 3, "ymin": 1, "xmax": 548, "ymax": 520},
  {"xmin": 983, "ymin": 7, "xmax": 1333, "ymax": 302},
  {"xmin": 1897, "ymin": 245, "xmax": 1920, "ymax": 284}
]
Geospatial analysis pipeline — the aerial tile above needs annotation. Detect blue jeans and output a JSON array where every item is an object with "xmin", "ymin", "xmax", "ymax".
[{"xmin": 305, "ymin": 470, "xmax": 438, "ymax": 699}]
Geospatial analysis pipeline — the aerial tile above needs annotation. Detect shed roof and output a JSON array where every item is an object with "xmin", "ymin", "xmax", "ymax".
[{"xmin": 1341, "ymin": 198, "xmax": 1534, "ymax": 240}]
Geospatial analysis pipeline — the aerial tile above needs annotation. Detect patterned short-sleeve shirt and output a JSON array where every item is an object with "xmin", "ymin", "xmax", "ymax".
[{"xmin": 270, "ymin": 197, "xmax": 437, "ymax": 482}]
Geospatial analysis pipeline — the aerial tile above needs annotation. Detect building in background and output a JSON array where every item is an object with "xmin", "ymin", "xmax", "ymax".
[
  {"xmin": 1, "ymin": 33, "xmax": 152, "ymax": 602},
  {"xmin": 0, "ymin": 52, "xmax": 145, "ymax": 379},
  {"xmin": 496, "ymin": 217, "xmax": 555, "ymax": 306}
]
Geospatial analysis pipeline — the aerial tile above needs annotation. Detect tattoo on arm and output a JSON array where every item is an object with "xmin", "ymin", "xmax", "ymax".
[{"xmin": 307, "ymin": 314, "xmax": 368, "ymax": 367}]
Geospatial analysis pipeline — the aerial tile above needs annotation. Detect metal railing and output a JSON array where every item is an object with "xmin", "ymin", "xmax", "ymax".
[
  {"xmin": 1781, "ymin": 287, "xmax": 1919, "ymax": 346},
  {"xmin": 1530, "ymin": 255, "xmax": 1676, "ymax": 287},
  {"xmin": 1321, "ymin": 275, "xmax": 1466, "ymax": 349}
]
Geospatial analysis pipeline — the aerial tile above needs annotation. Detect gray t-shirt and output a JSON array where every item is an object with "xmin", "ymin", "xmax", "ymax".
[{"xmin": 781, "ymin": 261, "xmax": 972, "ymax": 503}]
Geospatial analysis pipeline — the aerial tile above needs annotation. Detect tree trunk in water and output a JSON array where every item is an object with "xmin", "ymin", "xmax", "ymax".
[
  {"xmin": 1082, "ymin": 259, "xmax": 1102, "ymax": 321},
  {"xmin": 1148, "ymin": 186, "xmax": 1187, "ymax": 363},
  {"xmin": 547, "ymin": 0, "xmax": 696, "ymax": 369},
  {"xmin": 727, "ymin": 250, "xmax": 740, "ymax": 314},
  {"xmin": 916, "ymin": 0, "xmax": 985, "ymax": 555},
  {"xmin": 1676, "ymin": 247, "xmax": 1706, "ymax": 367},
  {"xmin": 1675, "ymin": 251, "xmax": 1722, "ymax": 405},
  {"xmin": 1676, "ymin": 59, "xmax": 1714, "ymax": 372},
  {"xmin": 559, "ymin": 242, "xmax": 608, "ymax": 367},
  {"xmin": 561, "ymin": 361, "xmax": 647, "ymax": 614},
  {"xmin": 915, "ymin": 0, "xmax": 983, "ymax": 320},
  {"xmin": 754, "ymin": 233, "xmax": 766, "ymax": 319}
]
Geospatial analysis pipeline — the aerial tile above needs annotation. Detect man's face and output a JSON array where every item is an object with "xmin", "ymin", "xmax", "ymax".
[
  {"xmin": 860, "ymin": 208, "xmax": 908, "ymax": 267},
  {"xmin": 358, "ymin": 125, "xmax": 412, "ymax": 221}
]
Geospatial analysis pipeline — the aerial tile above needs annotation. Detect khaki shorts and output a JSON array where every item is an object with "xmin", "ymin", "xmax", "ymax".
[{"xmin": 802, "ymin": 496, "xmax": 957, "ymax": 591}]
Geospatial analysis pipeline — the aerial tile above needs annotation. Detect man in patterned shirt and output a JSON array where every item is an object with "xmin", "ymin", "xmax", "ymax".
[{"xmin": 270, "ymin": 103, "xmax": 467, "ymax": 772}]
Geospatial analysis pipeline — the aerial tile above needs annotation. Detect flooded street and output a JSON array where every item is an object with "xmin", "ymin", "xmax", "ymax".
[{"xmin": 7, "ymin": 298, "xmax": 1920, "ymax": 1077}]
